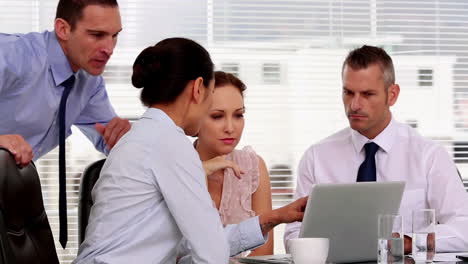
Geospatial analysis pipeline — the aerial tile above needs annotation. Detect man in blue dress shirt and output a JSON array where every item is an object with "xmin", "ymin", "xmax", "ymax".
[{"xmin": 0, "ymin": 0, "xmax": 131, "ymax": 166}]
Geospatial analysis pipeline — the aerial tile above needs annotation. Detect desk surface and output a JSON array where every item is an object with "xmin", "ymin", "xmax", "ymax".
[{"xmin": 231, "ymin": 253, "xmax": 468, "ymax": 264}]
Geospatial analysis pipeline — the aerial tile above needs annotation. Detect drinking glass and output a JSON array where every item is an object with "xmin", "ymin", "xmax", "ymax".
[
  {"xmin": 378, "ymin": 214, "xmax": 404, "ymax": 264},
  {"xmin": 412, "ymin": 209, "xmax": 436, "ymax": 262}
]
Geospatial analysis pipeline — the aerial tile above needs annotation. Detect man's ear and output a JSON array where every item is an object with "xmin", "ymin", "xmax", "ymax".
[
  {"xmin": 54, "ymin": 18, "xmax": 72, "ymax": 41},
  {"xmin": 191, "ymin": 77, "xmax": 205, "ymax": 104},
  {"xmin": 387, "ymin": 84, "xmax": 400, "ymax": 106}
]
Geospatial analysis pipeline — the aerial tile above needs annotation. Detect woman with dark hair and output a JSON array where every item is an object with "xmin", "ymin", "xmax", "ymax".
[
  {"xmin": 196, "ymin": 71, "xmax": 274, "ymax": 256},
  {"xmin": 74, "ymin": 38, "xmax": 307, "ymax": 264},
  {"xmin": 75, "ymin": 37, "xmax": 230, "ymax": 263}
]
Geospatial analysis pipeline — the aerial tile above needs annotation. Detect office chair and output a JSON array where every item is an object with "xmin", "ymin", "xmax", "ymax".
[
  {"xmin": 0, "ymin": 148, "xmax": 59, "ymax": 264},
  {"xmin": 78, "ymin": 159, "xmax": 105, "ymax": 245}
]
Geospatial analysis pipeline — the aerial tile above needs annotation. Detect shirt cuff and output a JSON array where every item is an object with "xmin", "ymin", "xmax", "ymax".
[{"xmin": 236, "ymin": 216, "xmax": 267, "ymax": 255}]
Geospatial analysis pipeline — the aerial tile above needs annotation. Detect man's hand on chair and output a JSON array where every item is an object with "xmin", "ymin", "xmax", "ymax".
[{"xmin": 0, "ymin": 134, "xmax": 33, "ymax": 167}]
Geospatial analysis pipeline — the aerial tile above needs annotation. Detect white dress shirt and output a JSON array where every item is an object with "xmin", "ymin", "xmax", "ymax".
[
  {"xmin": 74, "ymin": 108, "xmax": 265, "ymax": 264},
  {"xmin": 284, "ymin": 118, "xmax": 468, "ymax": 252}
]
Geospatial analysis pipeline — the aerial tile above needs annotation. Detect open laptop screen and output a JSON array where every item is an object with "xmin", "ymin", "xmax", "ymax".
[{"xmin": 299, "ymin": 182, "xmax": 405, "ymax": 263}]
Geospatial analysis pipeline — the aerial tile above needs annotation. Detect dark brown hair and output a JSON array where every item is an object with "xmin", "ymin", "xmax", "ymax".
[
  {"xmin": 55, "ymin": 0, "xmax": 118, "ymax": 30},
  {"xmin": 132, "ymin": 38, "xmax": 214, "ymax": 107},
  {"xmin": 342, "ymin": 45, "xmax": 395, "ymax": 89},
  {"xmin": 214, "ymin": 71, "xmax": 246, "ymax": 97}
]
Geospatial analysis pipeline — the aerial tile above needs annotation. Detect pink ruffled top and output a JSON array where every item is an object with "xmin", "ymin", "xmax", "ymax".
[{"xmin": 218, "ymin": 146, "xmax": 260, "ymax": 226}]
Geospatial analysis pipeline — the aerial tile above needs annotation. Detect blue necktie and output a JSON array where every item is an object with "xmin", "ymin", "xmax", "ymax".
[
  {"xmin": 59, "ymin": 75, "xmax": 75, "ymax": 249},
  {"xmin": 357, "ymin": 142, "xmax": 379, "ymax": 182}
]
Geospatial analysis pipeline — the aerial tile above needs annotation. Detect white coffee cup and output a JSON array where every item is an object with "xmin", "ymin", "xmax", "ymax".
[{"xmin": 288, "ymin": 238, "xmax": 329, "ymax": 264}]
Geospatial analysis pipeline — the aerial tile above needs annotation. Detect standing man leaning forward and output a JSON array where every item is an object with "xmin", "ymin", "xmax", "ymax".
[
  {"xmin": 0, "ymin": 0, "xmax": 130, "ymax": 166},
  {"xmin": 0, "ymin": 0, "xmax": 130, "ymax": 248},
  {"xmin": 284, "ymin": 45, "xmax": 468, "ymax": 253}
]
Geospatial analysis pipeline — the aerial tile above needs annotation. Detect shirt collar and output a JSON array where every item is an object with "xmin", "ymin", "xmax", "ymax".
[
  {"xmin": 350, "ymin": 116, "xmax": 397, "ymax": 155},
  {"xmin": 141, "ymin": 108, "xmax": 185, "ymax": 135},
  {"xmin": 47, "ymin": 31, "xmax": 75, "ymax": 87}
]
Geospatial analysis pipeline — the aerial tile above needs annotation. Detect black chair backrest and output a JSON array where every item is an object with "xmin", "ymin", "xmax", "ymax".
[
  {"xmin": 0, "ymin": 148, "xmax": 59, "ymax": 264},
  {"xmin": 78, "ymin": 159, "xmax": 105, "ymax": 245}
]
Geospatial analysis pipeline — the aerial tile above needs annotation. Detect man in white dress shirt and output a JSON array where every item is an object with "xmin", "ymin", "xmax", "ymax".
[{"xmin": 284, "ymin": 45, "xmax": 468, "ymax": 253}]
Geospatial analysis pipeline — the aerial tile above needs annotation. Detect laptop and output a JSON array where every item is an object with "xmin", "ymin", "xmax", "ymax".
[{"xmin": 239, "ymin": 181, "xmax": 405, "ymax": 264}]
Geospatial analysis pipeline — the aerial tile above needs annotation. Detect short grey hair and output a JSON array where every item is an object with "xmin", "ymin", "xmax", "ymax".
[{"xmin": 341, "ymin": 45, "xmax": 395, "ymax": 89}]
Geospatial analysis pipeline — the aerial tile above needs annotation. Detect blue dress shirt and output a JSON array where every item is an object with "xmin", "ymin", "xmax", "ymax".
[
  {"xmin": 0, "ymin": 31, "xmax": 116, "ymax": 159},
  {"xmin": 74, "ymin": 108, "xmax": 265, "ymax": 264}
]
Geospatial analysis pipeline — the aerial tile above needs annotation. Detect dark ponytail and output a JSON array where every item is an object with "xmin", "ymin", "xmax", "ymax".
[{"xmin": 132, "ymin": 38, "xmax": 214, "ymax": 106}]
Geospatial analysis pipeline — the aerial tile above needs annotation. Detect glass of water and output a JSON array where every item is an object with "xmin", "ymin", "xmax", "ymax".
[
  {"xmin": 412, "ymin": 209, "xmax": 436, "ymax": 262},
  {"xmin": 378, "ymin": 214, "xmax": 404, "ymax": 264}
]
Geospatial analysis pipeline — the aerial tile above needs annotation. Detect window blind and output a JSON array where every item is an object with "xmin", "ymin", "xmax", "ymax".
[{"xmin": 1, "ymin": 0, "xmax": 468, "ymax": 260}]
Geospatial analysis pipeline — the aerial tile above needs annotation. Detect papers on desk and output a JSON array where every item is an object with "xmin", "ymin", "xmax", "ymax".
[
  {"xmin": 237, "ymin": 254, "xmax": 292, "ymax": 264},
  {"xmin": 408, "ymin": 252, "xmax": 468, "ymax": 262},
  {"xmin": 433, "ymin": 252, "xmax": 467, "ymax": 262}
]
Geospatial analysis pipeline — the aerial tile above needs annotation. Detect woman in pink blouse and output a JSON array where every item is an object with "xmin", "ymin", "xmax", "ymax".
[{"xmin": 196, "ymin": 71, "xmax": 274, "ymax": 256}]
